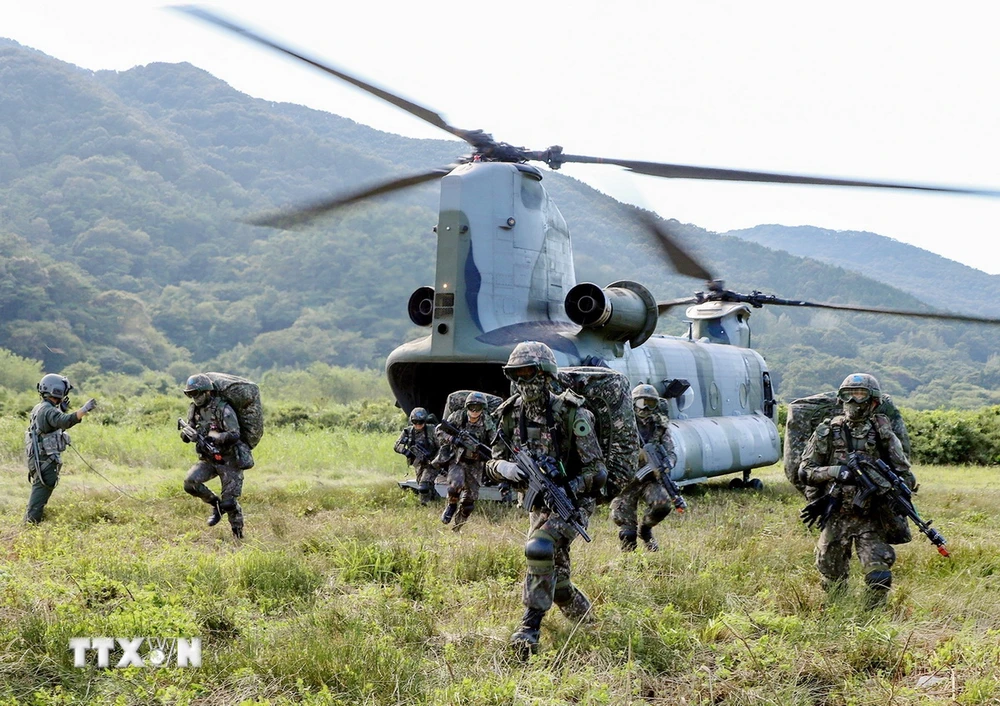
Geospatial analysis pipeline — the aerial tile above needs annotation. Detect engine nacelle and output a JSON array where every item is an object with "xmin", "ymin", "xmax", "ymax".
[
  {"xmin": 565, "ymin": 280, "xmax": 658, "ymax": 348},
  {"xmin": 408, "ymin": 286, "xmax": 435, "ymax": 327}
]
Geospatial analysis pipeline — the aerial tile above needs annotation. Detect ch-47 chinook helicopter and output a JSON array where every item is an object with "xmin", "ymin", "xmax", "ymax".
[{"xmin": 181, "ymin": 6, "xmax": 1000, "ymax": 489}]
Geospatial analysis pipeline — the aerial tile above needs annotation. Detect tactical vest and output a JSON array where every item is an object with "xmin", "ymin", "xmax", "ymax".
[{"xmin": 25, "ymin": 403, "xmax": 70, "ymax": 471}]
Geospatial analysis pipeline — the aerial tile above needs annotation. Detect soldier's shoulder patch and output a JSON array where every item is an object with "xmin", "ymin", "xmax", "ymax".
[
  {"xmin": 814, "ymin": 422, "xmax": 831, "ymax": 438},
  {"xmin": 572, "ymin": 414, "xmax": 592, "ymax": 437}
]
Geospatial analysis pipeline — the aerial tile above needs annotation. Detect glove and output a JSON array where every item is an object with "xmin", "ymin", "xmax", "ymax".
[
  {"xmin": 567, "ymin": 476, "xmax": 586, "ymax": 497},
  {"xmin": 835, "ymin": 466, "xmax": 854, "ymax": 483},
  {"xmin": 80, "ymin": 398, "xmax": 97, "ymax": 413},
  {"xmin": 487, "ymin": 460, "xmax": 526, "ymax": 483}
]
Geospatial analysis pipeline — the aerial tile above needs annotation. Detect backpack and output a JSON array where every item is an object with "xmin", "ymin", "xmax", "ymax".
[
  {"xmin": 549, "ymin": 366, "xmax": 641, "ymax": 501},
  {"xmin": 784, "ymin": 390, "xmax": 910, "ymax": 495},
  {"xmin": 443, "ymin": 390, "xmax": 504, "ymax": 419},
  {"xmin": 203, "ymin": 372, "xmax": 264, "ymax": 449}
]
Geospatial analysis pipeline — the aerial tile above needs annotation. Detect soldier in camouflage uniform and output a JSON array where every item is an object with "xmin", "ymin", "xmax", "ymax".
[
  {"xmin": 436, "ymin": 392, "xmax": 496, "ymax": 531},
  {"xmin": 611, "ymin": 384, "xmax": 678, "ymax": 552},
  {"xmin": 487, "ymin": 341, "xmax": 608, "ymax": 658},
  {"xmin": 24, "ymin": 374, "xmax": 97, "ymax": 524},
  {"xmin": 180, "ymin": 374, "xmax": 246, "ymax": 538},
  {"xmin": 799, "ymin": 373, "xmax": 915, "ymax": 606},
  {"xmin": 394, "ymin": 407, "xmax": 440, "ymax": 505}
]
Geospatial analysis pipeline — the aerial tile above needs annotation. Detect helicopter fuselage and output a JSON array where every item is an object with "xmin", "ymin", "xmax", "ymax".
[{"xmin": 387, "ymin": 161, "xmax": 780, "ymax": 484}]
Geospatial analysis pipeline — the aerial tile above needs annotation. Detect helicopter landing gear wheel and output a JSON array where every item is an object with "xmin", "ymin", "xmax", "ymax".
[
  {"xmin": 729, "ymin": 478, "xmax": 745, "ymax": 489},
  {"xmin": 747, "ymin": 478, "xmax": 764, "ymax": 491}
]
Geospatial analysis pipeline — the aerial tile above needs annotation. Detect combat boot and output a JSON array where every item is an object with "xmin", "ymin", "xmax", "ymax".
[
  {"xmin": 555, "ymin": 586, "xmax": 594, "ymax": 624},
  {"xmin": 206, "ymin": 499, "xmax": 223, "ymax": 527},
  {"xmin": 441, "ymin": 503, "xmax": 457, "ymax": 525},
  {"xmin": 231, "ymin": 524, "xmax": 244, "ymax": 539},
  {"xmin": 510, "ymin": 608, "xmax": 546, "ymax": 660},
  {"xmin": 618, "ymin": 528, "xmax": 637, "ymax": 552},
  {"xmin": 639, "ymin": 524, "xmax": 659, "ymax": 552}
]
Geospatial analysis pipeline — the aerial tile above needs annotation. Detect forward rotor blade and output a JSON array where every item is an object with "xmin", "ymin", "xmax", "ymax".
[
  {"xmin": 557, "ymin": 154, "xmax": 1000, "ymax": 197},
  {"xmin": 173, "ymin": 6, "xmax": 476, "ymax": 146},
  {"xmin": 656, "ymin": 297, "xmax": 699, "ymax": 315},
  {"xmin": 641, "ymin": 213, "xmax": 715, "ymax": 281},
  {"xmin": 736, "ymin": 292, "xmax": 1000, "ymax": 325},
  {"xmin": 244, "ymin": 167, "xmax": 452, "ymax": 229}
]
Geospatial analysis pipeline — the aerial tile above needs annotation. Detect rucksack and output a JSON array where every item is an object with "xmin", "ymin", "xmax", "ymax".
[
  {"xmin": 784, "ymin": 390, "xmax": 910, "ymax": 495},
  {"xmin": 203, "ymin": 372, "xmax": 264, "ymax": 449},
  {"xmin": 443, "ymin": 390, "xmax": 504, "ymax": 419},
  {"xmin": 549, "ymin": 366, "xmax": 641, "ymax": 500}
]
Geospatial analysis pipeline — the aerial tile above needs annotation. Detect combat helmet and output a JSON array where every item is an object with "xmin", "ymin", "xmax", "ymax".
[
  {"xmin": 632, "ymin": 383, "xmax": 659, "ymax": 414},
  {"xmin": 503, "ymin": 341, "xmax": 558, "ymax": 379},
  {"xmin": 837, "ymin": 373, "xmax": 881, "ymax": 403},
  {"xmin": 465, "ymin": 391, "xmax": 488, "ymax": 410},
  {"xmin": 631, "ymin": 384, "xmax": 659, "ymax": 402},
  {"xmin": 38, "ymin": 373, "xmax": 71, "ymax": 400},
  {"xmin": 184, "ymin": 373, "xmax": 214, "ymax": 395},
  {"xmin": 409, "ymin": 407, "xmax": 430, "ymax": 424}
]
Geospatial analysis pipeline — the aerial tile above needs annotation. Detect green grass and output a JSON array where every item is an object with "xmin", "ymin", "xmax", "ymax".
[{"xmin": 1, "ymin": 423, "xmax": 999, "ymax": 704}]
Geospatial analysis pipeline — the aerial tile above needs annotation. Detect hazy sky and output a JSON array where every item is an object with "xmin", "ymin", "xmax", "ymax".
[{"xmin": 5, "ymin": 1, "xmax": 1000, "ymax": 274}]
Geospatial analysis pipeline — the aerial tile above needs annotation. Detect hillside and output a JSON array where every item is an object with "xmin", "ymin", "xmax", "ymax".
[
  {"xmin": 727, "ymin": 224, "xmax": 1000, "ymax": 317},
  {"xmin": 2, "ymin": 38, "xmax": 1000, "ymax": 408}
]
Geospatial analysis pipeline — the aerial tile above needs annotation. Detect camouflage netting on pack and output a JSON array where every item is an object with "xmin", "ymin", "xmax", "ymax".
[
  {"xmin": 551, "ymin": 366, "xmax": 640, "ymax": 499},
  {"xmin": 784, "ymin": 390, "xmax": 910, "ymax": 494},
  {"xmin": 444, "ymin": 390, "xmax": 504, "ymax": 418},
  {"xmin": 205, "ymin": 372, "xmax": 264, "ymax": 449}
]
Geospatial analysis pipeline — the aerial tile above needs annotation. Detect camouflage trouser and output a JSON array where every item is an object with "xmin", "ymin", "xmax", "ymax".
[
  {"xmin": 25, "ymin": 460, "xmax": 60, "ymax": 524},
  {"xmin": 445, "ymin": 461, "xmax": 482, "ymax": 505},
  {"xmin": 816, "ymin": 514, "xmax": 895, "ymax": 587},
  {"xmin": 610, "ymin": 477, "xmax": 671, "ymax": 531},
  {"xmin": 415, "ymin": 461, "xmax": 440, "ymax": 488},
  {"xmin": 184, "ymin": 461, "xmax": 244, "ymax": 532},
  {"xmin": 523, "ymin": 497, "xmax": 595, "ymax": 612}
]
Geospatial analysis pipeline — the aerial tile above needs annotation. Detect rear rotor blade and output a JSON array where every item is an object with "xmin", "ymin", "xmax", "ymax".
[
  {"xmin": 173, "ymin": 6, "xmax": 478, "ymax": 146},
  {"xmin": 727, "ymin": 291, "xmax": 1000, "ymax": 325},
  {"xmin": 556, "ymin": 154, "xmax": 1000, "ymax": 197},
  {"xmin": 244, "ymin": 167, "xmax": 452, "ymax": 229}
]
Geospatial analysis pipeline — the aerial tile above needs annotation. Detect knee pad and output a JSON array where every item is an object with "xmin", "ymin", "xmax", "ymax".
[
  {"xmin": 525, "ymin": 531, "xmax": 555, "ymax": 562},
  {"xmin": 219, "ymin": 499, "xmax": 239, "ymax": 513},
  {"xmin": 183, "ymin": 479, "xmax": 200, "ymax": 495},
  {"xmin": 865, "ymin": 570, "xmax": 892, "ymax": 591}
]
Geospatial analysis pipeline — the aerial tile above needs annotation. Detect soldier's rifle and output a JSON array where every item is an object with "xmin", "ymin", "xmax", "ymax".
[
  {"xmin": 177, "ymin": 418, "xmax": 224, "ymax": 463},
  {"xmin": 437, "ymin": 419, "xmax": 492, "ymax": 461},
  {"xmin": 849, "ymin": 453, "xmax": 950, "ymax": 557},
  {"xmin": 635, "ymin": 443, "xmax": 687, "ymax": 512},
  {"xmin": 404, "ymin": 431, "xmax": 434, "ymax": 463},
  {"xmin": 493, "ymin": 430, "xmax": 592, "ymax": 542}
]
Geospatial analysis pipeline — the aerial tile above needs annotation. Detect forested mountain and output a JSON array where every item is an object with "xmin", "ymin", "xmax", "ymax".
[
  {"xmin": 726, "ymin": 225, "xmax": 1000, "ymax": 318},
  {"xmin": 2, "ymin": 38, "xmax": 999, "ymax": 408}
]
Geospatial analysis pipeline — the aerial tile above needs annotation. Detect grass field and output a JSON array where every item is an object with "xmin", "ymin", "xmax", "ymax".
[{"xmin": 1, "ymin": 417, "xmax": 999, "ymax": 705}]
